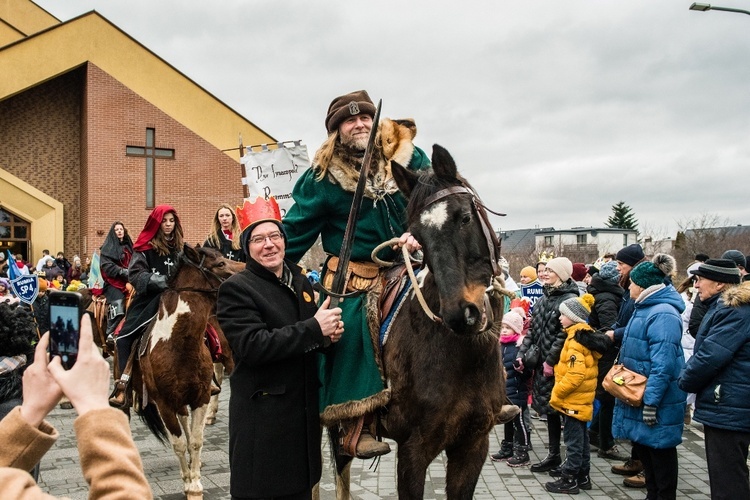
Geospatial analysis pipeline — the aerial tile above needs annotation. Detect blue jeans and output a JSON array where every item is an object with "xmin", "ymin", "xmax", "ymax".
[{"xmin": 562, "ymin": 416, "xmax": 590, "ymax": 475}]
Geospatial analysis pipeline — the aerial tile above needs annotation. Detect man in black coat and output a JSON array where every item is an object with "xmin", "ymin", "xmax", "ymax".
[{"xmin": 217, "ymin": 198, "xmax": 343, "ymax": 500}]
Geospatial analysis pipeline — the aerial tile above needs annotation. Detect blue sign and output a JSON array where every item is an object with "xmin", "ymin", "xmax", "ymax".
[
  {"xmin": 520, "ymin": 281, "xmax": 544, "ymax": 314},
  {"xmin": 11, "ymin": 274, "xmax": 39, "ymax": 305}
]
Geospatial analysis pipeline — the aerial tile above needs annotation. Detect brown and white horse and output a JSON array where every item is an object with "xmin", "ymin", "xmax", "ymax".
[{"xmin": 134, "ymin": 244, "xmax": 242, "ymax": 499}]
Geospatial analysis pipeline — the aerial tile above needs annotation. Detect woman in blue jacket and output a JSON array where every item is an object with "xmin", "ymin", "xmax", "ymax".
[{"xmin": 612, "ymin": 254, "xmax": 686, "ymax": 500}]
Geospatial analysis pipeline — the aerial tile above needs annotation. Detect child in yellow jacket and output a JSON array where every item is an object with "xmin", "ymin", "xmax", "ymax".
[{"xmin": 546, "ymin": 293, "xmax": 611, "ymax": 495}]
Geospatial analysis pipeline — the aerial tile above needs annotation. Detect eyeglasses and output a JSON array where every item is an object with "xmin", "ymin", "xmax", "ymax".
[{"xmin": 249, "ymin": 231, "xmax": 282, "ymax": 245}]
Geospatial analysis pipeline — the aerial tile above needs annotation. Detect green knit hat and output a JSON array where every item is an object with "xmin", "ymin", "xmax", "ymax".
[{"xmin": 630, "ymin": 253, "xmax": 676, "ymax": 288}]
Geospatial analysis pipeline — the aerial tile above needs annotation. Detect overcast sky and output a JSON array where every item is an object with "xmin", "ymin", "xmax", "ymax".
[{"xmin": 36, "ymin": 0, "xmax": 750, "ymax": 237}]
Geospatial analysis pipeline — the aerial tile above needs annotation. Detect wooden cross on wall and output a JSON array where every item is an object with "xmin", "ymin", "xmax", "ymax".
[{"xmin": 126, "ymin": 128, "xmax": 175, "ymax": 209}]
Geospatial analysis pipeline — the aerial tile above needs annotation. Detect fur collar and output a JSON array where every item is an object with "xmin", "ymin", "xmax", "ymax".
[
  {"xmin": 321, "ymin": 118, "xmax": 417, "ymax": 200},
  {"xmin": 723, "ymin": 281, "xmax": 750, "ymax": 308},
  {"xmin": 569, "ymin": 324, "xmax": 612, "ymax": 354}
]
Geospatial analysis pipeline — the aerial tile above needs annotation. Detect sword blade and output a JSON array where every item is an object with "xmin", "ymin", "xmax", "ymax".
[{"xmin": 329, "ymin": 99, "xmax": 383, "ymax": 307}]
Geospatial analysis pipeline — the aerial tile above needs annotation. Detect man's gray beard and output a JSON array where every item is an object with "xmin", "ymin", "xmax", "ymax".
[{"xmin": 340, "ymin": 134, "xmax": 369, "ymax": 151}]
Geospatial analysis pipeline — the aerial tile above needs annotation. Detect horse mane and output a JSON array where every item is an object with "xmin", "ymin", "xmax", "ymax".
[{"xmin": 167, "ymin": 252, "xmax": 187, "ymax": 288}]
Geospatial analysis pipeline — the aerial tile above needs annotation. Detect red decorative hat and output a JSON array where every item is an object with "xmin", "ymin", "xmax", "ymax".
[
  {"xmin": 237, "ymin": 197, "xmax": 284, "ymax": 251},
  {"xmin": 236, "ymin": 197, "xmax": 281, "ymax": 233}
]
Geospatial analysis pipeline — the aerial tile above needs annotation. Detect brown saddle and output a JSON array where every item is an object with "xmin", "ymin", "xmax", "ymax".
[{"xmin": 378, "ymin": 263, "xmax": 415, "ymax": 322}]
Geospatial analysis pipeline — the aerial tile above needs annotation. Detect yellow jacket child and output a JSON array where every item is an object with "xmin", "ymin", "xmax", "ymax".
[{"xmin": 550, "ymin": 294, "xmax": 612, "ymax": 422}]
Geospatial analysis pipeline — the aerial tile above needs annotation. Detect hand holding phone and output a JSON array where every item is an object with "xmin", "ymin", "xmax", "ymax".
[
  {"xmin": 48, "ymin": 314, "xmax": 111, "ymax": 416},
  {"xmin": 48, "ymin": 291, "xmax": 84, "ymax": 369}
]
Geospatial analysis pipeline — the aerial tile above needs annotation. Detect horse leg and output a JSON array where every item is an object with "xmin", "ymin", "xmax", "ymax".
[
  {"xmin": 444, "ymin": 435, "xmax": 489, "ymax": 500},
  {"xmin": 185, "ymin": 405, "xmax": 208, "ymax": 500},
  {"xmin": 335, "ymin": 461, "xmax": 351, "ymax": 500},
  {"xmin": 205, "ymin": 363, "xmax": 223, "ymax": 425},
  {"xmin": 396, "ymin": 437, "xmax": 441, "ymax": 500},
  {"xmin": 163, "ymin": 410, "xmax": 192, "ymax": 495}
]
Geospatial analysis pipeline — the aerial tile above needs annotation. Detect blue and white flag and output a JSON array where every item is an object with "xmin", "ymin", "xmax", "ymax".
[
  {"xmin": 7, "ymin": 251, "xmax": 39, "ymax": 305},
  {"xmin": 6, "ymin": 250, "xmax": 21, "ymax": 281}
]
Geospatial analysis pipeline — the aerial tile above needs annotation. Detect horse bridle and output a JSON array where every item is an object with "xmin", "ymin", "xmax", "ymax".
[
  {"xmin": 412, "ymin": 184, "xmax": 504, "ymax": 333},
  {"xmin": 421, "ymin": 185, "xmax": 504, "ymax": 278},
  {"xmin": 171, "ymin": 252, "xmax": 230, "ymax": 294}
]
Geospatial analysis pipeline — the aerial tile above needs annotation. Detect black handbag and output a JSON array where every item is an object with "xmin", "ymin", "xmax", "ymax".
[{"xmin": 523, "ymin": 339, "xmax": 542, "ymax": 368}]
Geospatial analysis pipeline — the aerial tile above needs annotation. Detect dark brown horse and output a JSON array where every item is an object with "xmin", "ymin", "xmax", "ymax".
[
  {"xmin": 133, "ymin": 244, "xmax": 242, "ymax": 499},
  {"xmin": 328, "ymin": 145, "xmax": 509, "ymax": 499}
]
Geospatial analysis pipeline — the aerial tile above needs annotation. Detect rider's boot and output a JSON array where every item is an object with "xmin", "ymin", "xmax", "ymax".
[
  {"xmin": 341, "ymin": 414, "xmax": 391, "ymax": 459},
  {"xmin": 496, "ymin": 404, "xmax": 521, "ymax": 424},
  {"xmin": 109, "ymin": 340, "xmax": 137, "ymax": 410},
  {"xmin": 105, "ymin": 300, "xmax": 125, "ymax": 350}
]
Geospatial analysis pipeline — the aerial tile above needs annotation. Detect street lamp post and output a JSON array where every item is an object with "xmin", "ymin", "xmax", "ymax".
[{"xmin": 689, "ymin": 2, "xmax": 750, "ymax": 15}]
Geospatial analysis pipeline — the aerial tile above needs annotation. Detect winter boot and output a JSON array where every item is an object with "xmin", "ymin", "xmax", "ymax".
[
  {"xmin": 549, "ymin": 458, "xmax": 568, "ymax": 477},
  {"xmin": 545, "ymin": 473, "xmax": 580, "ymax": 495},
  {"xmin": 506, "ymin": 445, "xmax": 530, "ymax": 467},
  {"xmin": 611, "ymin": 458, "xmax": 643, "ymax": 475},
  {"xmin": 531, "ymin": 452, "xmax": 562, "ymax": 473},
  {"xmin": 577, "ymin": 468, "xmax": 592, "ymax": 491},
  {"xmin": 490, "ymin": 440, "xmax": 514, "ymax": 462}
]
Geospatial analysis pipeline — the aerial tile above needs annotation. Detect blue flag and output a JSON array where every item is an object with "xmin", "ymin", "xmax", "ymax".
[{"xmin": 6, "ymin": 250, "xmax": 21, "ymax": 281}]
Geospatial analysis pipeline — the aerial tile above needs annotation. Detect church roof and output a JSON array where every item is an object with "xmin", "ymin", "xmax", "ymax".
[{"xmin": 0, "ymin": 0, "xmax": 274, "ymax": 154}]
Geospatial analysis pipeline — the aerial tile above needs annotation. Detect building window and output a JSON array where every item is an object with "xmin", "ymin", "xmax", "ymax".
[
  {"xmin": 577, "ymin": 234, "xmax": 587, "ymax": 245},
  {"xmin": 544, "ymin": 236, "xmax": 553, "ymax": 246},
  {"xmin": 623, "ymin": 234, "xmax": 629, "ymax": 246}
]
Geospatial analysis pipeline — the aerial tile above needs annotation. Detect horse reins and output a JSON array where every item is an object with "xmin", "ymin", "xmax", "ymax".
[
  {"xmin": 373, "ymin": 185, "xmax": 505, "ymax": 333},
  {"xmin": 171, "ymin": 253, "xmax": 229, "ymax": 294}
]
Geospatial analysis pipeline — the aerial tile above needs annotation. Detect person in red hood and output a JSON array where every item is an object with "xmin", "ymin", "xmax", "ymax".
[{"xmin": 109, "ymin": 205, "xmax": 183, "ymax": 409}]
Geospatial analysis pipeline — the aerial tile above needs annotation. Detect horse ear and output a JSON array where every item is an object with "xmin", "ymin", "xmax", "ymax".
[
  {"xmin": 391, "ymin": 160, "xmax": 419, "ymax": 198},
  {"xmin": 431, "ymin": 144, "xmax": 458, "ymax": 181},
  {"xmin": 183, "ymin": 243, "xmax": 198, "ymax": 260}
]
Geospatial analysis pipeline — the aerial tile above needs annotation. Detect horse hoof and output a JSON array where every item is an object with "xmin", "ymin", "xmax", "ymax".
[
  {"xmin": 205, "ymin": 416, "xmax": 215, "ymax": 426},
  {"xmin": 186, "ymin": 493, "xmax": 202, "ymax": 500}
]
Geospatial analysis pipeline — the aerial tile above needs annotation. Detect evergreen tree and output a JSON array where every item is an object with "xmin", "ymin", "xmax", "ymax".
[{"xmin": 606, "ymin": 201, "xmax": 638, "ymax": 231}]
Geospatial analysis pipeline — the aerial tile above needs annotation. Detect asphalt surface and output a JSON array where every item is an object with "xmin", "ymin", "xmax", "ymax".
[{"xmin": 36, "ymin": 378, "xmax": 712, "ymax": 499}]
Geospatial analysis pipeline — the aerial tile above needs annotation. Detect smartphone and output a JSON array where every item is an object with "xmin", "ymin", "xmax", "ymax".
[{"xmin": 48, "ymin": 290, "xmax": 84, "ymax": 369}]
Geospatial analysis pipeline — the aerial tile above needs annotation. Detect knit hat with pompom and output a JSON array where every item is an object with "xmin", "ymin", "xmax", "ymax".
[
  {"xmin": 630, "ymin": 253, "xmax": 676, "ymax": 289},
  {"xmin": 559, "ymin": 293, "xmax": 595, "ymax": 324}
]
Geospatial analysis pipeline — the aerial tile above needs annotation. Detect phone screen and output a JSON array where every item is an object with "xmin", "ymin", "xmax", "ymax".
[{"xmin": 49, "ymin": 291, "xmax": 82, "ymax": 369}]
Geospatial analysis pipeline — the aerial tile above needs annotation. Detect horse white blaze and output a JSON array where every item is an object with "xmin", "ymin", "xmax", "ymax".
[
  {"xmin": 419, "ymin": 201, "xmax": 448, "ymax": 229},
  {"xmin": 150, "ymin": 298, "xmax": 191, "ymax": 353}
]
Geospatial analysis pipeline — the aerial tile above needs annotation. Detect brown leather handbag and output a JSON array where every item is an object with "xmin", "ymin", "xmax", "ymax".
[{"xmin": 603, "ymin": 363, "xmax": 647, "ymax": 407}]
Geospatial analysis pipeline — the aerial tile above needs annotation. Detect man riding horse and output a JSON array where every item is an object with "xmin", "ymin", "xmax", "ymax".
[{"xmin": 282, "ymin": 90, "xmax": 430, "ymax": 458}]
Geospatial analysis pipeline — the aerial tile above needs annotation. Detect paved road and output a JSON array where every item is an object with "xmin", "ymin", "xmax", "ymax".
[{"xmin": 37, "ymin": 379, "xmax": 712, "ymax": 499}]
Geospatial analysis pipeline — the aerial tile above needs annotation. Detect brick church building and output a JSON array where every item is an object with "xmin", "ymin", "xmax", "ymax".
[{"xmin": 0, "ymin": 0, "xmax": 274, "ymax": 262}]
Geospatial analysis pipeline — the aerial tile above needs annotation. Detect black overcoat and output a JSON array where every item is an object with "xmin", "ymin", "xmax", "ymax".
[{"xmin": 217, "ymin": 258, "xmax": 327, "ymax": 498}]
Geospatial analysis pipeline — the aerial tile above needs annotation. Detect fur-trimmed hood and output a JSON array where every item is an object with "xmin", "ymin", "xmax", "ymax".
[
  {"xmin": 316, "ymin": 118, "xmax": 417, "ymax": 200},
  {"xmin": 723, "ymin": 281, "xmax": 750, "ymax": 308}
]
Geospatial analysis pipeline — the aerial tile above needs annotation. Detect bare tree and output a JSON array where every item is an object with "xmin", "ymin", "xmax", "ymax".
[{"xmin": 674, "ymin": 213, "xmax": 750, "ymax": 270}]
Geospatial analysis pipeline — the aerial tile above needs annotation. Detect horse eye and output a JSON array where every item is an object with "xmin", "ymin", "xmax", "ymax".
[
  {"xmin": 461, "ymin": 213, "xmax": 472, "ymax": 226},
  {"xmin": 217, "ymin": 262, "xmax": 225, "ymax": 267}
]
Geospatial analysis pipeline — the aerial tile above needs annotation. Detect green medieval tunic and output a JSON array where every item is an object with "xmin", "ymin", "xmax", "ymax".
[{"xmin": 283, "ymin": 118, "xmax": 430, "ymax": 424}]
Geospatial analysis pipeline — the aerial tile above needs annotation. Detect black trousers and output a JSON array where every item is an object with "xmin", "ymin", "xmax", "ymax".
[
  {"xmin": 704, "ymin": 425, "xmax": 750, "ymax": 500},
  {"xmin": 632, "ymin": 442, "xmax": 678, "ymax": 500},
  {"xmin": 547, "ymin": 410, "xmax": 562, "ymax": 453}
]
